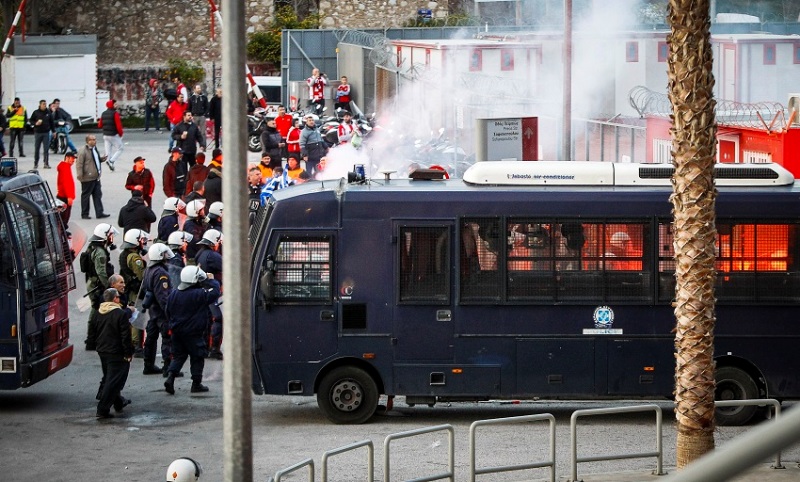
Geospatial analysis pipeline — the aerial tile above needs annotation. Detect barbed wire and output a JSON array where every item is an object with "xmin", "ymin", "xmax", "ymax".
[
  {"xmin": 629, "ymin": 85, "xmax": 787, "ymax": 131},
  {"xmin": 333, "ymin": 28, "xmax": 398, "ymax": 71}
]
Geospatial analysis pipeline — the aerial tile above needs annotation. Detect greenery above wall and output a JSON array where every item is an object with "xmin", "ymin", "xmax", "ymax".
[{"xmin": 247, "ymin": 6, "xmax": 320, "ymax": 68}]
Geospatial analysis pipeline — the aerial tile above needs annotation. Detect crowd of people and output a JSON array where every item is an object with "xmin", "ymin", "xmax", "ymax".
[{"xmin": 42, "ymin": 72, "xmax": 360, "ymax": 419}]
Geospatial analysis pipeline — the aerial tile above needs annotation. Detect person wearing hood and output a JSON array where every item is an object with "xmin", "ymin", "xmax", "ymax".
[
  {"xmin": 144, "ymin": 78, "xmax": 164, "ymax": 133},
  {"xmin": 164, "ymin": 266, "xmax": 220, "ymax": 394},
  {"xmin": 184, "ymin": 151, "xmax": 210, "ymax": 197},
  {"xmin": 260, "ymin": 118, "xmax": 284, "ymax": 167},
  {"xmin": 124, "ymin": 156, "xmax": 155, "ymax": 207},
  {"xmin": 203, "ymin": 149, "xmax": 222, "ymax": 207},
  {"xmin": 97, "ymin": 99, "xmax": 124, "ymax": 171},
  {"xmin": 117, "ymin": 189, "xmax": 156, "ymax": 234},
  {"xmin": 86, "ymin": 288, "xmax": 133, "ymax": 419}
]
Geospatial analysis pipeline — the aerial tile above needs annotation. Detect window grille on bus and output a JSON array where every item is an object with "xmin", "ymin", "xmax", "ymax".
[
  {"xmin": 658, "ymin": 221, "xmax": 800, "ymax": 303},
  {"xmin": 273, "ymin": 238, "xmax": 331, "ymax": 302},
  {"xmin": 399, "ymin": 226, "xmax": 450, "ymax": 303}
]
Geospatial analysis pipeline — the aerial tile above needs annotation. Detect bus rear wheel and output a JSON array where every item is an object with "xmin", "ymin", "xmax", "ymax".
[
  {"xmin": 317, "ymin": 366, "xmax": 378, "ymax": 424},
  {"xmin": 715, "ymin": 366, "xmax": 759, "ymax": 426}
]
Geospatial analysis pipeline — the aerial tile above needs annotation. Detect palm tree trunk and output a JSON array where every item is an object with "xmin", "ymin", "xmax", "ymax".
[{"xmin": 666, "ymin": 0, "xmax": 718, "ymax": 468}]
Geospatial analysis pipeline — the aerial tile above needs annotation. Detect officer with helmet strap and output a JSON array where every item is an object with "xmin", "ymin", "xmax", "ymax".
[{"xmin": 166, "ymin": 457, "xmax": 203, "ymax": 482}]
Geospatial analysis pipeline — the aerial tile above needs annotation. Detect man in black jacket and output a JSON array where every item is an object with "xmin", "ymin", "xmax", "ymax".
[
  {"xmin": 171, "ymin": 111, "xmax": 206, "ymax": 174},
  {"xmin": 29, "ymin": 99, "xmax": 54, "ymax": 169},
  {"xmin": 87, "ymin": 288, "xmax": 133, "ymax": 419},
  {"xmin": 117, "ymin": 190, "xmax": 157, "ymax": 234},
  {"xmin": 207, "ymin": 88, "xmax": 222, "ymax": 148},
  {"xmin": 188, "ymin": 84, "xmax": 209, "ymax": 140}
]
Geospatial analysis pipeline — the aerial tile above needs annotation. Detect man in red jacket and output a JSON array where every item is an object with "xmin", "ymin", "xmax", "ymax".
[
  {"xmin": 56, "ymin": 151, "xmax": 77, "ymax": 225},
  {"xmin": 125, "ymin": 156, "xmax": 156, "ymax": 207}
]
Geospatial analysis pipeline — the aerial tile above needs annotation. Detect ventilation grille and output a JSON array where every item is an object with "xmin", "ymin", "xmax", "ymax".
[
  {"xmin": 1, "ymin": 358, "xmax": 17, "ymax": 373},
  {"xmin": 638, "ymin": 166, "xmax": 781, "ymax": 180}
]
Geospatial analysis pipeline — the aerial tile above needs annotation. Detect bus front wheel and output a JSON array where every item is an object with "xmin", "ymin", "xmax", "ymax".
[
  {"xmin": 715, "ymin": 366, "xmax": 759, "ymax": 426},
  {"xmin": 317, "ymin": 366, "xmax": 378, "ymax": 424}
]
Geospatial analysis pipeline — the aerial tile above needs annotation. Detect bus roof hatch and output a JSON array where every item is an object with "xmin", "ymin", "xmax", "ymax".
[{"xmin": 462, "ymin": 161, "xmax": 795, "ymax": 187}]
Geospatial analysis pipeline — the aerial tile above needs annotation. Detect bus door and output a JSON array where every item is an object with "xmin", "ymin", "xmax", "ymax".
[
  {"xmin": 392, "ymin": 222, "xmax": 455, "ymax": 368},
  {"xmin": 0, "ymin": 215, "xmax": 20, "ymax": 388},
  {"xmin": 258, "ymin": 233, "xmax": 338, "ymax": 365}
]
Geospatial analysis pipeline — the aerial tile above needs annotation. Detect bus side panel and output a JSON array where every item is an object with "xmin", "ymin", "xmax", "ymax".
[
  {"xmin": 606, "ymin": 337, "xmax": 674, "ymax": 396},
  {"xmin": 715, "ymin": 306, "xmax": 800, "ymax": 398},
  {"xmin": 516, "ymin": 338, "xmax": 596, "ymax": 396}
]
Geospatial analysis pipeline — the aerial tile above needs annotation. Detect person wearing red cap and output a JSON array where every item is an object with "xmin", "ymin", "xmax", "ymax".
[
  {"xmin": 125, "ymin": 156, "xmax": 155, "ymax": 207},
  {"xmin": 56, "ymin": 151, "xmax": 77, "ymax": 225},
  {"xmin": 144, "ymin": 79, "xmax": 163, "ymax": 133},
  {"xmin": 97, "ymin": 99, "xmax": 124, "ymax": 171}
]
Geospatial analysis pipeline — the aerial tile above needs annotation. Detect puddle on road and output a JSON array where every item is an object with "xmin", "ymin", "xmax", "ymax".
[{"xmin": 72, "ymin": 411, "xmax": 195, "ymax": 428}]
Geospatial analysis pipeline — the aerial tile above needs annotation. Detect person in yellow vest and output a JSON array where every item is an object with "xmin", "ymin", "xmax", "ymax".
[{"xmin": 5, "ymin": 97, "xmax": 26, "ymax": 157}]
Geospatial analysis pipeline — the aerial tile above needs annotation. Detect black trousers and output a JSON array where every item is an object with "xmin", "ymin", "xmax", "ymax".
[
  {"xmin": 97, "ymin": 354, "xmax": 130, "ymax": 414},
  {"xmin": 168, "ymin": 332, "xmax": 207, "ymax": 383},
  {"xmin": 80, "ymin": 179, "xmax": 105, "ymax": 217},
  {"xmin": 8, "ymin": 128, "xmax": 24, "ymax": 155},
  {"xmin": 144, "ymin": 314, "xmax": 171, "ymax": 368},
  {"xmin": 33, "ymin": 132, "xmax": 50, "ymax": 166}
]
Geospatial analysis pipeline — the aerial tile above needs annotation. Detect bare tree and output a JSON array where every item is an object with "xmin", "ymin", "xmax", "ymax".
[{"xmin": 666, "ymin": 0, "xmax": 718, "ymax": 468}]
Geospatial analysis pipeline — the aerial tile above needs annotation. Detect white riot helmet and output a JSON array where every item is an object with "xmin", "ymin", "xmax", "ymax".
[
  {"xmin": 90, "ymin": 222, "xmax": 119, "ymax": 243},
  {"xmin": 167, "ymin": 230, "xmax": 193, "ymax": 250},
  {"xmin": 163, "ymin": 197, "xmax": 186, "ymax": 214},
  {"xmin": 185, "ymin": 199, "xmax": 206, "ymax": 219},
  {"xmin": 197, "ymin": 229, "xmax": 223, "ymax": 248},
  {"xmin": 207, "ymin": 201, "xmax": 223, "ymax": 220},
  {"xmin": 166, "ymin": 457, "xmax": 203, "ymax": 482},
  {"xmin": 178, "ymin": 265, "xmax": 207, "ymax": 290},
  {"xmin": 121, "ymin": 229, "xmax": 150, "ymax": 249},
  {"xmin": 147, "ymin": 242, "xmax": 175, "ymax": 266}
]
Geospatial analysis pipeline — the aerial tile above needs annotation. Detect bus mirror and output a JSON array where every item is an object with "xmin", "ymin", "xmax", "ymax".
[{"xmin": 260, "ymin": 257, "xmax": 275, "ymax": 305}]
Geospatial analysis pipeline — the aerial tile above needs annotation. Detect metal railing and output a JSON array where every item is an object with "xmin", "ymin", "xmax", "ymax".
[
  {"xmin": 469, "ymin": 413, "xmax": 556, "ymax": 482},
  {"xmin": 384, "ymin": 424, "xmax": 455, "ymax": 482},
  {"xmin": 321, "ymin": 440, "xmax": 375, "ymax": 482},
  {"xmin": 569, "ymin": 404, "xmax": 665, "ymax": 482},
  {"xmin": 272, "ymin": 457, "xmax": 314, "ymax": 482},
  {"xmin": 715, "ymin": 398, "xmax": 783, "ymax": 469}
]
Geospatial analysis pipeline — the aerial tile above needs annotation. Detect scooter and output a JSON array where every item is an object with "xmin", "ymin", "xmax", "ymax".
[{"xmin": 50, "ymin": 119, "xmax": 73, "ymax": 154}]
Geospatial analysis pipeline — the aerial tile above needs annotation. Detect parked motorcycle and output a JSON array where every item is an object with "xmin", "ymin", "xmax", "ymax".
[{"xmin": 49, "ymin": 119, "xmax": 73, "ymax": 154}]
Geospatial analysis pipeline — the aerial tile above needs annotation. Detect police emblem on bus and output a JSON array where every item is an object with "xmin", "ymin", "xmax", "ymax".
[{"xmin": 593, "ymin": 306, "xmax": 614, "ymax": 328}]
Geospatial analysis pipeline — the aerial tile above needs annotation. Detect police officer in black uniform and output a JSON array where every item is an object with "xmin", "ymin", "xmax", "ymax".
[
  {"xmin": 141, "ymin": 243, "xmax": 178, "ymax": 376},
  {"xmin": 164, "ymin": 266, "xmax": 221, "ymax": 394}
]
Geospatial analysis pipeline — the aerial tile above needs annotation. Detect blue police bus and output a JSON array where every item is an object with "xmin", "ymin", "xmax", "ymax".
[
  {"xmin": 250, "ymin": 161, "xmax": 800, "ymax": 425},
  {"xmin": 0, "ymin": 161, "xmax": 76, "ymax": 390}
]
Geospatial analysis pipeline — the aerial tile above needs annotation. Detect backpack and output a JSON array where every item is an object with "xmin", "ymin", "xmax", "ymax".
[{"xmin": 79, "ymin": 246, "xmax": 96, "ymax": 276}]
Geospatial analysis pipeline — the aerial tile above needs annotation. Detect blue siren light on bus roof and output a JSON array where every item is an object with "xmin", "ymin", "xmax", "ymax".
[{"xmin": 462, "ymin": 161, "xmax": 795, "ymax": 187}]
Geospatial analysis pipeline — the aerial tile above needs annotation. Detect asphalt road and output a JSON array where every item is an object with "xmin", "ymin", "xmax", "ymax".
[{"xmin": 1, "ymin": 129, "xmax": 799, "ymax": 481}]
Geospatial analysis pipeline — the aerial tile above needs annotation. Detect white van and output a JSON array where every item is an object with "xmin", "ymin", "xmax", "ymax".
[{"xmin": 250, "ymin": 76, "xmax": 282, "ymax": 106}]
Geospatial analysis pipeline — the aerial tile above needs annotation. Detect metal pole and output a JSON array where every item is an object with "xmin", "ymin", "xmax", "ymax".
[
  {"xmin": 561, "ymin": 0, "xmax": 572, "ymax": 160},
  {"xmin": 221, "ymin": 0, "xmax": 252, "ymax": 480}
]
